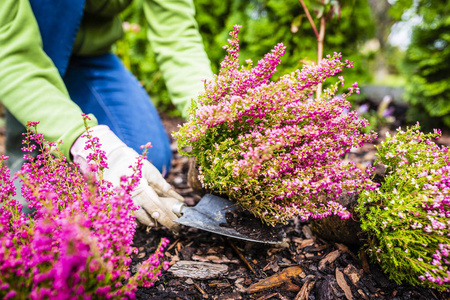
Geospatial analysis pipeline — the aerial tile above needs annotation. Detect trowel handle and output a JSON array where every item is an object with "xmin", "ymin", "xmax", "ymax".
[
  {"xmin": 159, "ymin": 197, "xmax": 185, "ymax": 218},
  {"xmin": 171, "ymin": 201, "xmax": 185, "ymax": 217}
]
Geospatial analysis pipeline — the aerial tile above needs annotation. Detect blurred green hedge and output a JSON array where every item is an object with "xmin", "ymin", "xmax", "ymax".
[
  {"xmin": 116, "ymin": 0, "xmax": 376, "ymax": 116},
  {"xmin": 399, "ymin": 1, "xmax": 450, "ymax": 129}
]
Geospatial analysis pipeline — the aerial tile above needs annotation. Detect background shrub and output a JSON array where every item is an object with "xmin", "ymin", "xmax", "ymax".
[{"xmin": 399, "ymin": 1, "xmax": 450, "ymax": 129}]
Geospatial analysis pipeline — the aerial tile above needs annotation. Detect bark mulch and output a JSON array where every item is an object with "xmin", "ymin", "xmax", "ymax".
[{"xmin": 130, "ymin": 115, "xmax": 450, "ymax": 300}]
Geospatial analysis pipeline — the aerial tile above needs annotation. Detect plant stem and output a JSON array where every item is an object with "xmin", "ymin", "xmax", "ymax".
[
  {"xmin": 298, "ymin": 0, "xmax": 319, "ymax": 40},
  {"xmin": 316, "ymin": 16, "xmax": 326, "ymax": 99}
]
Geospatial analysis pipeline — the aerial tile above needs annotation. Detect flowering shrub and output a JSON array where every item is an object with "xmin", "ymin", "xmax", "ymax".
[
  {"xmin": 175, "ymin": 25, "xmax": 377, "ymax": 225},
  {"xmin": 356, "ymin": 124, "xmax": 450, "ymax": 290},
  {"xmin": 0, "ymin": 119, "xmax": 169, "ymax": 299}
]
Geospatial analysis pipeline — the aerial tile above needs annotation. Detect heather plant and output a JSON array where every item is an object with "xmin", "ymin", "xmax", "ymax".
[
  {"xmin": 175, "ymin": 26, "xmax": 377, "ymax": 226},
  {"xmin": 356, "ymin": 124, "xmax": 450, "ymax": 290},
  {"xmin": 0, "ymin": 119, "xmax": 169, "ymax": 299}
]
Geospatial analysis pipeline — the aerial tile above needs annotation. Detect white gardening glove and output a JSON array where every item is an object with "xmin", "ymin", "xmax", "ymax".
[{"xmin": 70, "ymin": 125, "xmax": 184, "ymax": 231}]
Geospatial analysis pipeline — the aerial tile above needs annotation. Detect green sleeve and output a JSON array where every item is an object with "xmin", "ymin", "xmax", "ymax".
[
  {"xmin": 0, "ymin": 0, "xmax": 98, "ymax": 160},
  {"xmin": 143, "ymin": 0, "xmax": 213, "ymax": 119}
]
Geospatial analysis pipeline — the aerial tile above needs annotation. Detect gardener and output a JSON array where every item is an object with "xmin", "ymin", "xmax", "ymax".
[{"xmin": 0, "ymin": 0, "xmax": 212, "ymax": 231}]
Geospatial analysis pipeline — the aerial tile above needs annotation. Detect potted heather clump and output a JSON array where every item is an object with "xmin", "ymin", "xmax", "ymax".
[
  {"xmin": 356, "ymin": 124, "xmax": 450, "ymax": 290},
  {"xmin": 175, "ymin": 25, "xmax": 377, "ymax": 226},
  {"xmin": 0, "ymin": 119, "xmax": 169, "ymax": 299}
]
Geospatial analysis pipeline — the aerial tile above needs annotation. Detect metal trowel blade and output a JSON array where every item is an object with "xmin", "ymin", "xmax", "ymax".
[{"xmin": 174, "ymin": 194, "xmax": 282, "ymax": 244}]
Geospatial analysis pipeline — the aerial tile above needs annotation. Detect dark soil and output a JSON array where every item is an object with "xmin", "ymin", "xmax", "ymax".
[
  {"xmin": 127, "ymin": 113, "xmax": 450, "ymax": 300},
  {"xmin": 220, "ymin": 209, "xmax": 285, "ymax": 243}
]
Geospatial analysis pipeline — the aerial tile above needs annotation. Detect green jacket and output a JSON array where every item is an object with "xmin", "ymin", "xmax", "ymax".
[{"xmin": 0, "ymin": 0, "xmax": 212, "ymax": 159}]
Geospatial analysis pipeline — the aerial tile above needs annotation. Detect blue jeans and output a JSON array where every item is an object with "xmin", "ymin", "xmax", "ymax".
[{"xmin": 63, "ymin": 53, "xmax": 172, "ymax": 174}]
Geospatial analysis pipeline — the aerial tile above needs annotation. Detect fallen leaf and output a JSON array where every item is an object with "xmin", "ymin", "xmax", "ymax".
[
  {"xmin": 318, "ymin": 250, "xmax": 340, "ymax": 271},
  {"xmin": 246, "ymin": 266, "xmax": 304, "ymax": 293},
  {"xmin": 336, "ymin": 268, "xmax": 353, "ymax": 300}
]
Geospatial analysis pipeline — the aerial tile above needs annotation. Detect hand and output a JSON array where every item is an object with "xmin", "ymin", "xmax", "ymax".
[{"xmin": 70, "ymin": 125, "xmax": 184, "ymax": 231}]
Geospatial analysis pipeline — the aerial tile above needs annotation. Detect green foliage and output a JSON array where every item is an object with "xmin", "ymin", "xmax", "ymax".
[
  {"xmin": 401, "ymin": 1, "xmax": 450, "ymax": 128},
  {"xmin": 115, "ymin": 0, "xmax": 376, "ymax": 116},
  {"xmin": 356, "ymin": 124, "xmax": 450, "ymax": 290},
  {"xmin": 388, "ymin": 0, "xmax": 413, "ymax": 21},
  {"xmin": 114, "ymin": 0, "xmax": 175, "ymax": 115},
  {"xmin": 194, "ymin": 0, "xmax": 376, "ymax": 84}
]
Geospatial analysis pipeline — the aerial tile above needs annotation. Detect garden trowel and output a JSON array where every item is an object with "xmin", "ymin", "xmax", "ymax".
[{"xmin": 171, "ymin": 193, "xmax": 282, "ymax": 244}]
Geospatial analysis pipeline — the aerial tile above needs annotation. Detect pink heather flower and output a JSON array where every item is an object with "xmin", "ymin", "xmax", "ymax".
[{"xmin": 0, "ymin": 119, "xmax": 170, "ymax": 298}]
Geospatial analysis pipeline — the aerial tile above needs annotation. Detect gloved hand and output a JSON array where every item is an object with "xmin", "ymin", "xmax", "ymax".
[{"xmin": 70, "ymin": 125, "xmax": 184, "ymax": 231}]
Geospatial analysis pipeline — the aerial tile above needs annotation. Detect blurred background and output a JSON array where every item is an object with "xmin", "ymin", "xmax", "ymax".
[{"xmin": 114, "ymin": 0, "xmax": 449, "ymax": 133}]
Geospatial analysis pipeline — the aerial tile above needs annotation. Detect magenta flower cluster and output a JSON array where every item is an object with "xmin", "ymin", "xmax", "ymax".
[
  {"xmin": 357, "ymin": 124, "xmax": 450, "ymax": 290},
  {"xmin": 175, "ymin": 25, "xmax": 377, "ymax": 225},
  {"xmin": 0, "ymin": 119, "xmax": 169, "ymax": 299}
]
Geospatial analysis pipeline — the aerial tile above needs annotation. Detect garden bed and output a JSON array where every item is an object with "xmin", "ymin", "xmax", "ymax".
[
  {"xmin": 0, "ymin": 110, "xmax": 449, "ymax": 299},
  {"xmin": 126, "ymin": 114, "xmax": 450, "ymax": 300}
]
